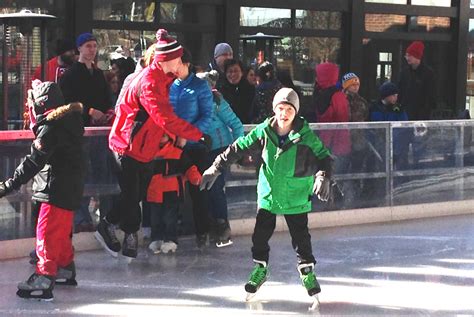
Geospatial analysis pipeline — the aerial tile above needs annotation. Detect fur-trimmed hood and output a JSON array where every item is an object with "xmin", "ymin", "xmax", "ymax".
[
  {"xmin": 33, "ymin": 102, "xmax": 84, "ymax": 136},
  {"xmin": 46, "ymin": 102, "xmax": 83, "ymax": 121}
]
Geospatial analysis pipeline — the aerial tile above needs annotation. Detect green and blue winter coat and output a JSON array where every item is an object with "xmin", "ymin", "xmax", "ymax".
[{"xmin": 213, "ymin": 116, "xmax": 332, "ymax": 214}]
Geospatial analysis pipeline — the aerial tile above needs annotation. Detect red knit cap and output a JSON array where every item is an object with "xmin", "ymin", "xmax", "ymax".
[
  {"xmin": 406, "ymin": 41, "xmax": 424, "ymax": 60},
  {"xmin": 154, "ymin": 29, "xmax": 183, "ymax": 62}
]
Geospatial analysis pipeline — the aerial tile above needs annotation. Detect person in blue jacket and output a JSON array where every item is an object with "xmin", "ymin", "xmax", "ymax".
[
  {"xmin": 196, "ymin": 70, "xmax": 244, "ymax": 247},
  {"xmin": 370, "ymin": 82, "xmax": 411, "ymax": 170},
  {"xmin": 169, "ymin": 48, "xmax": 214, "ymax": 247}
]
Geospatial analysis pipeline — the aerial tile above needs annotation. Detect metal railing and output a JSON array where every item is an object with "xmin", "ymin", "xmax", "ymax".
[{"xmin": 1, "ymin": 120, "xmax": 474, "ymax": 240}]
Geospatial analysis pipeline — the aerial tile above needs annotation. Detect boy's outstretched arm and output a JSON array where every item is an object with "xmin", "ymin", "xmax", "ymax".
[{"xmin": 200, "ymin": 127, "xmax": 262, "ymax": 191}]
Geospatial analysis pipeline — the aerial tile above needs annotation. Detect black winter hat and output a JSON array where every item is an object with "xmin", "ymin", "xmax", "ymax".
[
  {"xmin": 379, "ymin": 82, "xmax": 399, "ymax": 99},
  {"xmin": 257, "ymin": 61, "xmax": 275, "ymax": 82},
  {"xmin": 30, "ymin": 80, "xmax": 65, "ymax": 115},
  {"xmin": 55, "ymin": 39, "xmax": 76, "ymax": 56}
]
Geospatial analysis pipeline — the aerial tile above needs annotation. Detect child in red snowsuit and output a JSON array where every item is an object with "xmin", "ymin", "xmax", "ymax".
[{"xmin": 146, "ymin": 134, "xmax": 201, "ymax": 254}]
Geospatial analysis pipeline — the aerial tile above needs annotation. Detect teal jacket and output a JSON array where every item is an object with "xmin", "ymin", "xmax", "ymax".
[
  {"xmin": 208, "ymin": 94, "xmax": 244, "ymax": 151},
  {"xmin": 214, "ymin": 117, "xmax": 332, "ymax": 214}
]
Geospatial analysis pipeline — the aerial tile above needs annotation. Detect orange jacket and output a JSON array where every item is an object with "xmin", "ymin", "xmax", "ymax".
[{"xmin": 146, "ymin": 142, "xmax": 201, "ymax": 203}]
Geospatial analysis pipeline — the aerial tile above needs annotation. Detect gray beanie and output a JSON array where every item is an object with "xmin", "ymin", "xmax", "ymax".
[
  {"xmin": 272, "ymin": 87, "xmax": 300, "ymax": 113},
  {"xmin": 196, "ymin": 70, "xmax": 219, "ymax": 89},
  {"xmin": 214, "ymin": 43, "xmax": 233, "ymax": 58}
]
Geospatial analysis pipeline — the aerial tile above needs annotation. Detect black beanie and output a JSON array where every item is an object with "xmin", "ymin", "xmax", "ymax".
[
  {"xmin": 55, "ymin": 39, "xmax": 76, "ymax": 56},
  {"xmin": 379, "ymin": 82, "xmax": 399, "ymax": 99}
]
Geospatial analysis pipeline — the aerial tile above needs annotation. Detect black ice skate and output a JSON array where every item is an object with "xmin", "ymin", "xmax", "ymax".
[
  {"xmin": 94, "ymin": 218, "xmax": 121, "ymax": 257},
  {"xmin": 56, "ymin": 262, "xmax": 77, "ymax": 286},
  {"xmin": 17, "ymin": 273, "xmax": 55, "ymax": 301},
  {"xmin": 122, "ymin": 232, "xmax": 138, "ymax": 262},
  {"xmin": 215, "ymin": 219, "xmax": 233, "ymax": 248}
]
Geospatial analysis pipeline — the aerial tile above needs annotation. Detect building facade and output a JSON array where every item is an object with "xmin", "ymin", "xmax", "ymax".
[{"xmin": 2, "ymin": 0, "xmax": 474, "ymax": 128}]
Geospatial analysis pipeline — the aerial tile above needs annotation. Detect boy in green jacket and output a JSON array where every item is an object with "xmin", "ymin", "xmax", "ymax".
[{"xmin": 200, "ymin": 87, "xmax": 332, "ymax": 304}]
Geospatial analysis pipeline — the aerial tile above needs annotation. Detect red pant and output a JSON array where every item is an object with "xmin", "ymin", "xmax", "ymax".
[{"xmin": 35, "ymin": 203, "xmax": 74, "ymax": 276}]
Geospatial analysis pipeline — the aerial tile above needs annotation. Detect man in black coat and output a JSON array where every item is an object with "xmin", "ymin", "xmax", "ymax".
[{"xmin": 398, "ymin": 41, "xmax": 436, "ymax": 121}]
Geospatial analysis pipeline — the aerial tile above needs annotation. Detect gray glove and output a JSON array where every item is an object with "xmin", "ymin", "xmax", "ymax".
[
  {"xmin": 313, "ymin": 172, "xmax": 330, "ymax": 202},
  {"xmin": 199, "ymin": 165, "xmax": 221, "ymax": 191},
  {"xmin": 0, "ymin": 179, "xmax": 14, "ymax": 198}
]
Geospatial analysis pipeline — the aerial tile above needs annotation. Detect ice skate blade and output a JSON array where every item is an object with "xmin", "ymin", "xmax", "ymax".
[
  {"xmin": 122, "ymin": 255, "xmax": 135, "ymax": 264},
  {"xmin": 16, "ymin": 289, "xmax": 53, "ymax": 301},
  {"xmin": 309, "ymin": 294, "xmax": 320, "ymax": 311},
  {"xmin": 216, "ymin": 239, "xmax": 233, "ymax": 248},
  {"xmin": 245, "ymin": 292, "xmax": 256, "ymax": 301},
  {"xmin": 94, "ymin": 231, "xmax": 118, "ymax": 258},
  {"xmin": 161, "ymin": 250, "xmax": 176, "ymax": 254},
  {"xmin": 55, "ymin": 278, "xmax": 78, "ymax": 286}
]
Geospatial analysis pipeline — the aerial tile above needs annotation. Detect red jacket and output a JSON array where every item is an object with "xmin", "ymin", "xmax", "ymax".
[
  {"xmin": 314, "ymin": 63, "xmax": 351, "ymax": 156},
  {"xmin": 109, "ymin": 60, "xmax": 203, "ymax": 162},
  {"xmin": 147, "ymin": 142, "xmax": 202, "ymax": 203},
  {"xmin": 32, "ymin": 57, "xmax": 69, "ymax": 83}
]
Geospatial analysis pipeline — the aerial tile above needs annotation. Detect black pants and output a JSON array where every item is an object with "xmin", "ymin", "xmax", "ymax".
[
  {"xmin": 106, "ymin": 154, "xmax": 154, "ymax": 234},
  {"xmin": 251, "ymin": 209, "xmax": 316, "ymax": 265},
  {"xmin": 185, "ymin": 146, "xmax": 211, "ymax": 236}
]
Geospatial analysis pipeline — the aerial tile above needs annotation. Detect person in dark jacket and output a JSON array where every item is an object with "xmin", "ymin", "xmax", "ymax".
[
  {"xmin": 219, "ymin": 59, "xmax": 255, "ymax": 124},
  {"xmin": 0, "ymin": 81, "xmax": 84, "ymax": 301},
  {"xmin": 96, "ymin": 29, "xmax": 204, "ymax": 261},
  {"xmin": 251, "ymin": 61, "xmax": 283, "ymax": 124},
  {"xmin": 60, "ymin": 32, "xmax": 115, "ymax": 233},
  {"xmin": 207, "ymin": 43, "xmax": 233, "ymax": 90},
  {"xmin": 398, "ymin": 41, "xmax": 435, "ymax": 121},
  {"xmin": 60, "ymin": 33, "xmax": 114, "ymax": 126},
  {"xmin": 370, "ymin": 82, "xmax": 410, "ymax": 170}
]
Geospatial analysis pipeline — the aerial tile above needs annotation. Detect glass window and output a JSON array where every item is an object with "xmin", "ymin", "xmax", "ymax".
[
  {"xmin": 411, "ymin": 0, "xmax": 451, "ymax": 6},
  {"xmin": 241, "ymin": 36, "xmax": 341, "ymax": 117},
  {"xmin": 93, "ymin": 0, "xmax": 155, "ymax": 22},
  {"xmin": 160, "ymin": 2, "xmax": 181, "ymax": 23},
  {"xmin": 295, "ymin": 10, "xmax": 342, "ymax": 30},
  {"xmin": 409, "ymin": 16, "xmax": 450, "ymax": 33},
  {"xmin": 365, "ymin": 14, "xmax": 406, "ymax": 32},
  {"xmin": 365, "ymin": 0, "xmax": 407, "ymax": 4},
  {"xmin": 93, "ymin": 29, "xmax": 156, "ymax": 70},
  {"xmin": 160, "ymin": 3, "xmax": 216, "ymax": 25},
  {"xmin": 240, "ymin": 7, "xmax": 291, "ymax": 28},
  {"xmin": 471, "ymin": 0, "xmax": 474, "ymax": 8},
  {"xmin": 93, "ymin": 29, "xmax": 216, "ymax": 70},
  {"xmin": 466, "ymin": 20, "xmax": 474, "ymax": 114}
]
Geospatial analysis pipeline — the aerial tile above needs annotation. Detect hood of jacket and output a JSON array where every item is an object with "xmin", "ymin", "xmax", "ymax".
[
  {"xmin": 315, "ymin": 63, "xmax": 339, "ymax": 89},
  {"xmin": 34, "ymin": 102, "xmax": 84, "ymax": 136}
]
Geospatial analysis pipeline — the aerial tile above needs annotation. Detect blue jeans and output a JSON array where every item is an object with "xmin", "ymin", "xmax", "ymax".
[
  {"xmin": 208, "ymin": 148, "xmax": 229, "ymax": 220},
  {"xmin": 149, "ymin": 201, "xmax": 179, "ymax": 243}
]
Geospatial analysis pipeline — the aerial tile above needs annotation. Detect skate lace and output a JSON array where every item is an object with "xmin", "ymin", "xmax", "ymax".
[
  {"xmin": 126, "ymin": 233, "xmax": 137, "ymax": 245},
  {"xmin": 249, "ymin": 265, "xmax": 267, "ymax": 285},
  {"xmin": 302, "ymin": 271, "xmax": 317, "ymax": 290},
  {"xmin": 106, "ymin": 225, "xmax": 119, "ymax": 244}
]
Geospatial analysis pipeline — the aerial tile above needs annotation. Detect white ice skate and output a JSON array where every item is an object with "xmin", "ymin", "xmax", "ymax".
[
  {"xmin": 148, "ymin": 240, "xmax": 163, "ymax": 254},
  {"xmin": 309, "ymin": 294, "xmax": 320, "ymax": 311},
  {"xmin": 216, "ymin": 238, "xmax": 233, "ymax": 248},
  {"xmin": 160, "ymin": 241, "xmax": 177, "ymax": 254}
]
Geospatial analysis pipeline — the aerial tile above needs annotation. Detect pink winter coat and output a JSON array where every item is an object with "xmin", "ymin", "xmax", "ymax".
[{"xmin": 314, "ymin": 63, "xmax": 351, "ymax": 156}]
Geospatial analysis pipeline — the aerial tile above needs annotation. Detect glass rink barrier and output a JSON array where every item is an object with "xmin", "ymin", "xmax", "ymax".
[{"xmin": 1, "ymin": 120, "xmax": 474, "ymax": 241}]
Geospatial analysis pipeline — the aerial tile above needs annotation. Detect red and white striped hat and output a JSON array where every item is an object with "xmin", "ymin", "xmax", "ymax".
[{"xmin": 154, "ymin": 29, "xmax": 183, "ymax": 62}]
